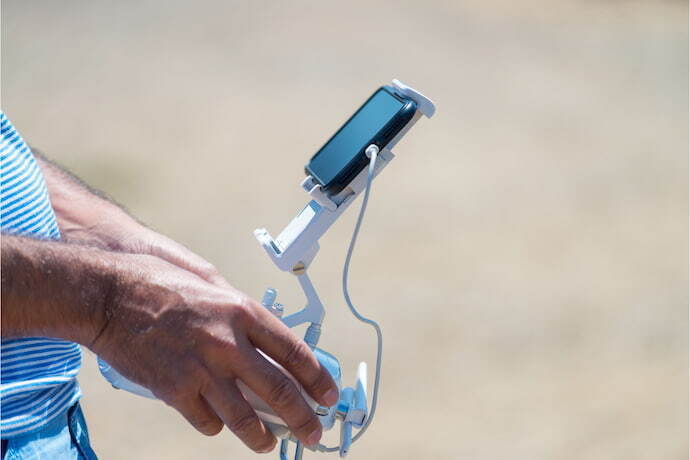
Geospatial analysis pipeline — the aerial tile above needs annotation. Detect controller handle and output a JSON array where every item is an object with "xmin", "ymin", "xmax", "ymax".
[{"xmin": 97, "ymin": 348, "xmax": 342, "ymax": 438}]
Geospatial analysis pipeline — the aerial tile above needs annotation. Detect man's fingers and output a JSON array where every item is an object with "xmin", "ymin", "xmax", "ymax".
[
  {"xmin": 233, "ymin": 345, "xmax": 324, "ymax": 446},
  {"xmin": 203, "ymin": 380, "xmax": 277, "ymax": 453},
  {"xmin": 170, "ymin": 394, "xmax": 224, "ymax": 437},
  {"xmin": 248, "ymin": 308, "xmax": 339, "ymax": 408}
]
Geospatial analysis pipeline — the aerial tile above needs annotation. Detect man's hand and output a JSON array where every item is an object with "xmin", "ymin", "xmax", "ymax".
[
  {"xmin": 2, "ymin": 237, "xmax": 339, "ymax": 452},
  {"xmin": 93, "ymin": 253, "xmax": 338, "ymax": 452}
]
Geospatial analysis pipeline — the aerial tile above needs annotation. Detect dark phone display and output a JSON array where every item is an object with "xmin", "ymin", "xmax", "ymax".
[{"xmin": 307, "ymin": 89, "xmax": 405, "ymax": 187}]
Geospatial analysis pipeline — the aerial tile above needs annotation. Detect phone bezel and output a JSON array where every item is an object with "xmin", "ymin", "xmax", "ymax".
[{"xmin": 305, "ymin": 86, "xmax": 417, "ymax": 194}]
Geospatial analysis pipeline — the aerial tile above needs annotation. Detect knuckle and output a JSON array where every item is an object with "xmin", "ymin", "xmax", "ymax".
[
  {"xmin": 178, "ymin": 368, "xmax": 205, "ymax": 393},
  {"xmin": 291, "ymin": 413, "xmax": 320, "ymax": 438},
  {"xmin": 199, "ymin": 330, "xmax": 242, "ymax": 364},
  {"xmin": 200, "ymin": 261, "xmax": 218, "ymax": 274},
  {"xmin": 207, "ymin": 335, "xmax": 241, "ymax": 361},
  {"xmin": 186, "ymin": 362, "xmax": 209, "ymax": 383},
  {"xmin": 283, "ymin": 341, "xmax": 309, "ymax": 372},
  {"xmin": 199, "ymin": 262, "xmax": 221, "ymax": 281},
  {"xmin": 230, "ymin": 302, "xmax": 256, "ymax": 327},
  {"xmin": 239, "ymin": 295, "xmax": 263, "ymax": 314},
  {"xmin": 157, "ymin": 385, "xmax": 188, "ymax": 406},
  {"xmin": 223, "ymin": 340, "xmax": 243, "ymax": 363},
  {"xmin": 308, "ymin": 368, "xmax": 332, "ymax": 395},
  {"xmin": 228, "ymin": 411, "xmax": 261, "ymax": 438},
  {"xmin": 268, "ymin": 377, "xmax": 299, "ymax": 409}
]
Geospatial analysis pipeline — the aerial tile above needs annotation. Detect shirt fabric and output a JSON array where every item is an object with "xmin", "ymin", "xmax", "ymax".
[{"xmin": 0, "ymin": 111, "xmax": 82, "ymax": 438}]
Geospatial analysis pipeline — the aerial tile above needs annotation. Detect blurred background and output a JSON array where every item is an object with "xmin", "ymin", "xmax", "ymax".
[{"xmin": 2, "ymin": 1, "xmax": 688, "ymax": 459}]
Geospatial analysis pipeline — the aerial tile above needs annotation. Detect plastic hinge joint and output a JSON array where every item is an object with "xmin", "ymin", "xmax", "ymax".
[{"xmin": 301, "ymin": 176, "xmax": 337, "ymax": 211}]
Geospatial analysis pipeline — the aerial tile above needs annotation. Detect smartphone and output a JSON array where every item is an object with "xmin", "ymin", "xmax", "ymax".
[{"xmin": 305, "ymin": 86, "xmax": 417, "ymax": 194}]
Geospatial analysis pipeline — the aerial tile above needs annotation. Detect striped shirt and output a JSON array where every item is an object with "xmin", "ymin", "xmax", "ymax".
[{"xmin": 0, "ymin": 111, "xmax": 82, "ymax": 438}]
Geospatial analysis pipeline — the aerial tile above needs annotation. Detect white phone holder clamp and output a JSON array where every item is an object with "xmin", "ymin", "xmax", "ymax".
[{"xmin": 254, "ymin": 79, "xmax": 434, "ymax": 459}]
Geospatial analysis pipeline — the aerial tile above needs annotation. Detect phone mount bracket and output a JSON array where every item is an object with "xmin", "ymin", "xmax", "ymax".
[{"xmin": 254, "ymin": 78, "xmax": 434, "ymax": 276}]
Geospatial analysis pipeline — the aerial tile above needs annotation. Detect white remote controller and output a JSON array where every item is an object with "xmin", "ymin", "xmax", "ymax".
[{"xmin": 97, "ymin": 347, "xmax": 342, "ymax": 439}]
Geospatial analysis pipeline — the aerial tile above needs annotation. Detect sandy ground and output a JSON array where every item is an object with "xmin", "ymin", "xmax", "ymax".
[{"xmin": 2, "ymin": 1, "xmax": 688, "ymax": 459}]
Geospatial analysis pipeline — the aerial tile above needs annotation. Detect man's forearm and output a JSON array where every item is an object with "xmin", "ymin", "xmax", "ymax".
[
  {"xmin": 33, "ymin": 150, "xmax": 142, "ymax": 250},
  {"xmin": 1, "ymin": 234, "xmax": 116, "ymax": 345},
  {"xmin": 33, "ymin": 149, "xmax": 229, "ymax": 286}
]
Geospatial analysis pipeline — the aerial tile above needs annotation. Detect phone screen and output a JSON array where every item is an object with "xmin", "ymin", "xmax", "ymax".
[{"xmin": 308, "ymin": 88, "xmax": 405, "ymax": 187}]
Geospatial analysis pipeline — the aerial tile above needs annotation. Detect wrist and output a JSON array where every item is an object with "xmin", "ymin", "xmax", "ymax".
[
  {"xmin": 52, "ymin": 244, "xmax": 127, "ymax": 347},
  {"xmin": 85, "ymin": 250, "xmax": 136, "ymax": 354},
  {"xmin": 86, "ymin": 252, "xmax": 182, "ymax": 358},
  {"xmin": 0, "ymin": 236, "xmax": 125, "ymax": 346}
]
